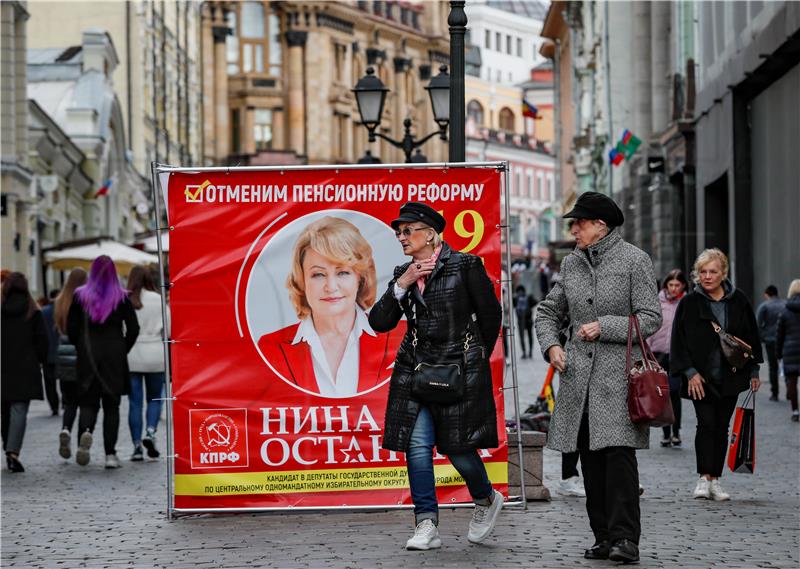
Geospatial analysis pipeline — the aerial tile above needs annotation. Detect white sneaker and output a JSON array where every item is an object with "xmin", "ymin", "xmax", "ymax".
[
  {"xmin": 468, "ymin": 489, "xmax": 504, "ymax": 544},
  {"xmin": 58, "ymin": 429, "xmax": 71, "ymax": 459},
  {"xmin": 709, "ymin": 479, "xmax": 730, "ymax": 501},
  {"xmin": 556, "ymin": 476, "xmax": 586, "ymax": 497},
  {"xmin": 76, "ymin": 431, "xmax": 92, "ymax": 466},
  {"xmin": 405, "ymin": 519, "xmax": 442, "ymax": 550},
  {"xmin": 693, "ymin": 477, "xmax": 711, "ymax": 499},
  {"xmin": 104, "ymin": 454, "xmax": 122, "ymax": 469}
]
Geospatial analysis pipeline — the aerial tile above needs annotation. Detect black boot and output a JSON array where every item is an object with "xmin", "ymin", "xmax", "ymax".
[
  {"xmin": 608, "ymin": 539, "xmax": 639, "ymax": 563},
  {"xmin": 584, "ymin": 540, "xmax": 610, "ymax": 559},
  {"xmin": 6, "ymin": 453, "xmax": 25, "ymax": 473}
]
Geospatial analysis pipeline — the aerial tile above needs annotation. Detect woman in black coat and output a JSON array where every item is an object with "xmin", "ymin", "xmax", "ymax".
[
  {"xmin": 368, "ymin": 202, "xmax": 503, "ymax": 551},
  {"xmin": 671, "ymin": 249, "xmax": 762, "ymax": 501},
  {"xmin": 67, "ymin": 256, "xmax": 139, "ymax": 469},
  {"xmin": 1, "ymin": 272, "xmax": 49, "ymax": 472},
  {"xmin": 777, "ymin": 279, "xmax": 800, "ymax": 421}
]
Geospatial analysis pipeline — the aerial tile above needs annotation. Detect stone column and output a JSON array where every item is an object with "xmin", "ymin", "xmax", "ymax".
[
  {"xmin": 212, "ymin": 20, "xmax": 231, "ymax": 161},
  {"xmin": 285, "ymin": 30, "xmax": 307, "ymax": 157},
  {"xmin": 244, "ymin": 106, "xmax": 255, "ymax": 154}
]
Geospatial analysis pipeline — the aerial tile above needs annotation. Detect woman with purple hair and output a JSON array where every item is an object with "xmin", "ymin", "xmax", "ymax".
[{"xmin": 67, "ymin": 256, "xmax": 139, "ymax": 468}]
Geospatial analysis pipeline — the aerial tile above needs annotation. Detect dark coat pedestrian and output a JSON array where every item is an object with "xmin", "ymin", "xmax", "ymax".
[
  {"xmin": 670, "ymin": 248, "xmax": 763, "ymax": 501},
  {"xmin": 65, "ymin": 256, "xmax": 139, "ymax": 465},
  {"xmin": 369, "ymin": 202, "xmax": 503, "ymax": 547},
  {"xmin": 370, "ymin": 242, "xmax": 502, "ymax": 455},
  {"xmin": 1, "ymin": 288, "xmax": 48, "ymax": 402},
  {"xmin": 1, "ymin": 272, "xmax": 49, "ymax": 472},
  {"xmin": 777, "ymin": 282, "xmax": 800, "ymax": 417}
]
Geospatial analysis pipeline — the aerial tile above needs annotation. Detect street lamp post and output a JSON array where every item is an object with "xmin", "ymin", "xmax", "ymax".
[
  {"xmin": 352, "ymin": 66, "xmax": 450, "ymax": 163},
  {"xmin": 448, "ymin": 0, "xmax": 467, "ymax": 162}
]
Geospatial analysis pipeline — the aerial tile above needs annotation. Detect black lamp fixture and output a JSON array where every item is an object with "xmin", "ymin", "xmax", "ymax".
[{"xmin": 352, "ymin": 65, "xmax": 450, "ymax": 163}]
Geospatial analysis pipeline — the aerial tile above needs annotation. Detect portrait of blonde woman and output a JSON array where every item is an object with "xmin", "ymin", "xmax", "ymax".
[{"xmin": 258, "ymin": 216, "xmax": 405, "ymax": 398}]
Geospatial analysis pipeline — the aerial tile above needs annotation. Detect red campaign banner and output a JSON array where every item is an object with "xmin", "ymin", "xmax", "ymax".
[{"xmin": 164, "ymin": 165, "xmax": 507, "ymax": 510}]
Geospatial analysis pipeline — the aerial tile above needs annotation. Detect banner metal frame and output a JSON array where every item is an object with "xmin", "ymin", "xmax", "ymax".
[{"xmin": 149, "ymin": 161, "xmax": 527, "ymax": 519}]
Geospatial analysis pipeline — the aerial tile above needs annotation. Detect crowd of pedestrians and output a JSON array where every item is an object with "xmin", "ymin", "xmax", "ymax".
[
  {"xmin": 2, "ymin": 200, "xmax": 798, "ymax": 565},
  {"xmin": 1, "ymin": 258, "xmax": 168, "ymax": 473}
]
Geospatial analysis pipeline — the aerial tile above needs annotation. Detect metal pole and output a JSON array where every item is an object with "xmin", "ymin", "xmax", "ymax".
[
  {"xmin": 448, "ymin": 1, "xmax": 466, "ymax": 162},
  {"xmin": 150, "ymin": 161, "xmax": 175, "ymax": 521},
  {"xmin": 502, "ymin": 162, "xmax": 527, "ymax": 507}
]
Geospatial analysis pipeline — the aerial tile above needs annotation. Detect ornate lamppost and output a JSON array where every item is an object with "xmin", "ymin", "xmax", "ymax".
[{"xmin": 352, "ymin": 66, "xmax": 450, "ymax": 163}]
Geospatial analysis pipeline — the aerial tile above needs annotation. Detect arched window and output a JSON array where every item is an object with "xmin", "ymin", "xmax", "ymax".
[
  {"xmin": 499, "ymin": 107, "xmax": 515, "ymax": 131},
  {"xmin": 241, "ymin": 2, "xmax": 265, "ymax": 38},
  {"xmin": 467, "ymin": 100, "xmax": 484, "ymax": 125}
]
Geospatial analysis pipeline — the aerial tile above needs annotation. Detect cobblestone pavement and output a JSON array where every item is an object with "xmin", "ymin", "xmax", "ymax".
[{"xmin": 2, "ymin": 339, "xmax": 798, "ymax": 568}]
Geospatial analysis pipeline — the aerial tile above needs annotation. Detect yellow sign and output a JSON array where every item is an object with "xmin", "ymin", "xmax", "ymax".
[{"xmin": 175, "ymin": 462, "xmax": 508, "ymax": 496}]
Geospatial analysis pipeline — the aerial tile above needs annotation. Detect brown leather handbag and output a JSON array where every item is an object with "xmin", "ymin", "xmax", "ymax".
[
  {"xmin": 711, "ymin": 322, "xmax": 753, "ymax": 372},
  {"xmin": 626, "ymin": 315, "xmax": 675, "ymax": 427}
]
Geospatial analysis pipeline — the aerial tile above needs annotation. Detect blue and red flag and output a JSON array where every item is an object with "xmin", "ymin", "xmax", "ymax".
[{"xmin": 94, "ymin": 178, "xmax": 113, "ymax": 198}]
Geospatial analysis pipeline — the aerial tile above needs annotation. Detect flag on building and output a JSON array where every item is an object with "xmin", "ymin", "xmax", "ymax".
[
  {"xmin": 94, "ymin": 177, "xmax": 113, "ymax": 198},
  {"xmin": 619, "ymin": 129, "xmax": 642, "ymax": 158},
  {"xmin": 522, "ymin": 98, "xmax": 539, "ymax": 119},
  {"xmin": 608, "ymin": 147, "xmax": 625, "ymax": 166},
  {"xmin": 539, "ymin": 364, "xmax": 556, "ymax": 413}
]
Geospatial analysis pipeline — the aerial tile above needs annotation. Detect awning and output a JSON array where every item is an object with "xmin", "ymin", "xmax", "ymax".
[
  {"xmin": 43, "ymin": 240, "xmax": 159, "ymax": 274},
  {"xmin": 136, "ymin": 232, "xmax": 170, "ymax": 253}
]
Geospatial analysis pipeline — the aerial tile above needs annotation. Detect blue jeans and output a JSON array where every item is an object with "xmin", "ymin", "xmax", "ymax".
[
  {"xmin": 406, "ymin": 406, "xmax": 493, "ymax": 525},
  {"xmin": 128, "ymin": 372, "xmax": 165, "ymax": 445}
]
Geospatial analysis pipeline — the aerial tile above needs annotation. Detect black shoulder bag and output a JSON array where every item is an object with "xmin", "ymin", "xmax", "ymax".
[{"xmin": 409, "ymin": 327, "xmax": 472, "ymax": 405}]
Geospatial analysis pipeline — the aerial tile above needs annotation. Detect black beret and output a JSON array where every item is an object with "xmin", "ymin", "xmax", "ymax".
[
  {"xmin": 390, "ymin": 202, "xmax": 446, "ymax": 233},
  {"xmin": 562, "ymin": 191, "xmax": 625, "ymax": 227}
]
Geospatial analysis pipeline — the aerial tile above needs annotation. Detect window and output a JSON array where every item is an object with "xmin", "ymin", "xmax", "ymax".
[
  {"xmin": 506, "ymin": 35, "xmax": 512, "ymax": 54},
  {"xmin": 548, "ymin": 175, "xmax": 555, "ymax": 201},
  {"xmin": 495, "ymin": 32, "xmax": 501, "ymax": 51},
  {"xmin": 467, "ymin": 100, "xmax": 484, "ymax": 125},
  {"xmin": 516, "ymin": 171, "xmax": 523, "ymax": 197},
  {"xmin": 241, "ymin": 2, "xmax": 264, "ymax": 38},
  {"xmin": 527, "ymin": 173, "xmax": 533, "ymax": 198},
  {"xmin": 537, "ymin": 172, "xmax": 544, "ymax": 200},
  {"xmin": 510, "ymin": 213, "xmax": 522, "ymax": 244},
  {"xmin": 517, "ymin": 38, "xmax": 522, "ymax": 57},
  {"xmin": 269, "ymin": 13, "xmax": 281, "ymax": 75},
  {"xmin": 229, "ymin": 2, "xmax": 281, "ymax": 76},
  {"xmin": 499, "ymin": 107, "xmax": 515, "ymax": 131},
  {"xmin": 254, "ymin": 109, "xmax": 272, "ymax": 151},
  {"xmin": 231, "ymin": 109, "xmax": 241, "ymax": 153},
  {"xmin": 485, "ymin": 29, "xmax": 491, "ymax": 49},
  {"xmin": 334, "ymin": 43, "xmax": 347, "ymax": 82},
  {"xmin": 226, "ymin": 11, "xmax": 239, "ymax": 74}
]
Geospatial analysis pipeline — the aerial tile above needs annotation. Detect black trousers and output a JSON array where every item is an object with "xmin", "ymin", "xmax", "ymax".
[
  {"xmin": 77, "ymin": 382, "xmax": 121, "ymax": 456},
  {"xmin": 662, "ymin": 390, "xmax": 682, "ymax": 439},
  {"xmin": 764, "ymin": 342, "xmax": 779, "ymax": 397},
  {"xmin": 517, "ymin": 322, "xmax": 533, "ymax": 356},
  {"xmin": 562, "ymin": 451, "xmax": 580, "ymax": 480},
  {"xmin": 60, "ymin": 381, "xmax": 79, "ymax": 432},
  {"xmin": 42, "ymin": 363, "xmax": 60, "ymax": 414},
  {"xmin": 692, "ymin": 394, "xmax": 738, "ymax": 477},
  {"xmin": 578, "ymin": 414, "xmax": 640, "ymax": 545}
]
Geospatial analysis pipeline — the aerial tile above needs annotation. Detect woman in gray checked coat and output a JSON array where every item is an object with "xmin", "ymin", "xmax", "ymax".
[{"xmin": 535, "ymin": 192, "xmax": 661, "ymax": 565}]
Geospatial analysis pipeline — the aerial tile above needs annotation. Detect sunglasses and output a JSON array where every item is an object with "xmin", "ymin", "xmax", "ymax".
[{"xmin": 394, "ymin": 227, "xmax": 429, "ymax": 238}]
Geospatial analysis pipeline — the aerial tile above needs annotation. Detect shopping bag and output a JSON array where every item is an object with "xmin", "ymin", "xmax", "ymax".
[{"xmin": 727, "ymin": 390, "xmax": 756, "ymax": 474}]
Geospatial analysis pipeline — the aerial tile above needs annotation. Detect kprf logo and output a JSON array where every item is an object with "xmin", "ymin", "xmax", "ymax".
[
  {"xmin": 189, "ymin": 409, "xmax": 248, "ymax": 469},
  {"xmin": 185, "ymin": 180, "xmax": 210, "ymax": 202}
]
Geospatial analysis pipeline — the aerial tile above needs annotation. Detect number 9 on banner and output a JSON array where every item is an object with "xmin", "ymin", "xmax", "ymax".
[{"xmin": 454, "ymin": 210, "xmax": 484, "ymax": 253}]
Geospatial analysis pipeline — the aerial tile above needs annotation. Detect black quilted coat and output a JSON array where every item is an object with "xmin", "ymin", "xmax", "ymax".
[{"xmin": 368, "ymin": 243, "xmax": 502, "ymax": 455}]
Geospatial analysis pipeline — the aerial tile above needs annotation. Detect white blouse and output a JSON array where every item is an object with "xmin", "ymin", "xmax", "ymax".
[{"xmin": 291, "ymin": 309, "xmax": 376, "ymax": 398}]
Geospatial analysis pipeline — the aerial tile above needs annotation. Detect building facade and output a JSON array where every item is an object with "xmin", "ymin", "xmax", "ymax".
[
  {"xmin": 464, "ymin": 0, "xmax": 558, "ymax": 268},
  {"xmin": 26, "ymin": 0, "xmax": 203, "ymax": 176},
  {"xmin": 26, "ymin": 30, "xmax": 148, "ymax": 294},
  {"xmin": 200, "ymin": 0, "xmax": 451, "ymax": 166},
  {"xmin": 540, "ymin": 1, "xmax": 701, "ymax": 279},
  {"xmin": 693, "ymin": 1, "xmax": 800, "ymax": 300},
  {"xmin": 1, "ymin": 1, "xmax": 35, "ymax": 280}
]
